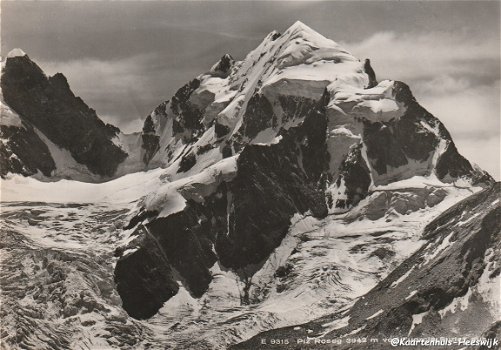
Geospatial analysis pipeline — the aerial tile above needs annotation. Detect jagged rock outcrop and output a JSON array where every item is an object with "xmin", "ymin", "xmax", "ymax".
[
  {"xmin": 0, "ymin": 107, "xmax": 55, "ymax": 177},
  {"xmin": 363, "ymin": 58, "xmax": 377, "ymax": 88},
  {"xmin": 141, "ymin": 115, "xmax": 160, "ymax": 165},
  {"xmin": 1, "ymin": 51, "xmax": 127, "ymax": 178},
  {"xmin": 210, "ymin": 54, "xmax": 235, "ymax": 78}
]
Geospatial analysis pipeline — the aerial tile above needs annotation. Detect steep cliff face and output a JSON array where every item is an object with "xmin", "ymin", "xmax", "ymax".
[
  {"xmin": 141, "ymin": 115, "xmax": 160, "ymax": 165},
  {"xmin": 115, "ymin": 103, "xmax": 330, "ymax": 318},
  {"xmin": 0, "ymin": 101, "xmax": 55, "ymax": 177},
  {"xmin": 1, "ymin": 51, "xmax": 127, "ymax": 179},
  {"xmin": 114, "ymin": 21, "xmax": 493, "ymax": 321}
]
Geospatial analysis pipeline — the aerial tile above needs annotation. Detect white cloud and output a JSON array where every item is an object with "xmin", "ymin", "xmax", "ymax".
[
  {"xmin": 345, "ymin": 31, "xmax": 499, "ymax": 82},
  {"xmin": 413, "ymin": 74, "xmax": 471, "ymax": 96},
  {"xmin": 417, "ymin": 79, "xmax": 500, "ymax": 180},
  {"xmin": 38, "ymin": 55, "xmax": 155, "ymax": 123},
  {"xmin": 417, "ymin": 79, "xmax": 500, "ymax": 139},
  {"xmin": 457, "ymin": 136, "xmax": 500, "ymax": 181}
]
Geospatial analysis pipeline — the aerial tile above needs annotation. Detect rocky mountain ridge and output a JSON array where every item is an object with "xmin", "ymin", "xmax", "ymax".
[
  {"xmin": 1, "ymin": 50, "xmax": 128, "ymax": 180},
  {"xmin": 109, "ymin": 21, "xmax": 494, "ymax": 322},
  {"xmin": 0, "ymin": 21, "xmax": 498, "ymax": 350}
]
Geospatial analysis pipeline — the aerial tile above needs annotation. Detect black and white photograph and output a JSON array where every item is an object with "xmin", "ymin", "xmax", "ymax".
[{"xmin": 0, "ymin": 1, "xmax": 500, "ymax": 349}]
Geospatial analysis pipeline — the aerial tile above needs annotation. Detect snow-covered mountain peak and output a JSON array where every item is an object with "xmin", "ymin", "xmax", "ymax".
[
  {"xmin": 286, "ymin": 20, "xmax": 314, "ymax": 32},
  {"xmin": 282, "ymin": 20, "xmax": 340, "ymax": 50},
  {"xmin": 6, "ymin": 48, "xmax": 27, "ymax": 58}
]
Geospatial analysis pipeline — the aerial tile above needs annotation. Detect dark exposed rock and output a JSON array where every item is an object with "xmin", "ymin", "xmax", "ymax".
[
  {"xmin": 278, "ymin": 95, "xmax": 318, "ymax": 126},
  {"xmin": 139, "ymin": 101, "xmax": 171, "ymax": 164},
  {"xmin": 363, "ymin": 121, "xmax": 409, "ymax": 175},
  {"xmin": 114, "ymin": 229, "xmax": 179, "ymax": 320},
  {"xmin": 4, "ymin": 25, "xmax": 498, "ymax": 349},
  {"xmin": 222, "ymin": 143, "xmax": 233, "ymax": 158},
  {"xmin": 363, "ymin": 58, "xmax": 377, "ymax": 89},
  {"xmin": 111, "ymin": 29, "xmax": 493, "ymax": 328},
  {"xmin": 211, "ymin": 54, "xmax": 234, "ymax": 78},
  {"xmin": 360, "ymin": 81, "xmax": 491, "ymax": 187},
  {"xmin": 436, "ymin": 141, "xmax": 475, "ymax": 181},
  {"xmin": 0, "ymin": 123, "xmax": 55, "ymax": 177},
  {"xmin": 177, "ymin": 153, "xmax": 196, "ymax": 173},
  {"xmin": 115, "ymin": 186, "xmax": 227, "ymax": 317},
  {"xmin": 123, "ymin": 209, "xmax": 159, "ymax": 230},
  {"xmin": 141, "ymin": 115, "xmax": 160, "ymax": 165},
  {"xmin": 215, "ymin": 121, "xmax": 231, "ymax": 138},
  {"xmin": 147, "ymin": 207, "xmax": 219, "ymax": 297},
  {"xmin": 335, "ymin": 143, "xmax": 371, "ymax": 209},
  {"xmin": 171, "ymin": 79, "xmax": 201, "ymax": 115},
  {"xmin": 358, "ymin": 187, "xmax": 448, "ymax": 221},
  {"xmin": 393, "ymin": 80, "xmax": 417, "ymax": 106},
  {"xmin": 363, "ymin": 107, "xmax": 435, "ymax": 177},
  {"xmin": 216, "ymin": 106, "xmax": 329, "ymax": 269},
  {"xmin": 171, "ymin": 79, "xmax": 205, "ymax": 142},
  {"xmin": 196, "ymin": 143, "xmax": 213, "ymax": 155},
  {"xmin": 271, "ymin": 32, "xmax": 281, "ymax": 41},
  {"xmin": 1, "ymin": 55, "xmax": 127, "ymax": 177},
  {"xmin": 141, "ymin": 133, "xmax": 160, "ymax": 165},
  {"xmin": 370, "ymin": 247, "xmax": 395, "ymax": 260},
  {"xmin": 239, "ymin": 93, "xmax": 276, "ymax": 139}
]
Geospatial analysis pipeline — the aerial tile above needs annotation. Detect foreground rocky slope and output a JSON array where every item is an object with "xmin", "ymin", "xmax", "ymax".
[
  {"xmin": 114, "ymin": 21, "xmax": 493, "ymax": 321},
  {"xmin": 235, "ymin": 183, "xmax": 500, "ymax": 349}
]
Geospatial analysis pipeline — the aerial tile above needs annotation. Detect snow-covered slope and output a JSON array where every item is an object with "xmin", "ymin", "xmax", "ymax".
[
  {"xmin": 140, "ymin": 21, "xmax": 372, "ymax": 170},
  {"xmin": 1, "ymin": 175, "xmax": 492, "ymax": 349},
  {"xmin": 1, "ymin": 21, "xmax": 497, "ymax": 350},
  {"xmin": 236, "ymin": 184, "xmax": 500, "ymax": 349},
  {"xmin": 137, "ymin": 21, "xmax": 490, "ymax": 205}
]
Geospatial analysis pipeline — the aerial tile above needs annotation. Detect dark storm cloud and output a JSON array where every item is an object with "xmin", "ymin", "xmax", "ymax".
[{"xmin": 1, "ymin": 0, "xmax": 499, "ymax": 178}]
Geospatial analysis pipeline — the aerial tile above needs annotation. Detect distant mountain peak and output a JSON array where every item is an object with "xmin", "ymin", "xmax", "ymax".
[
  {"xmin": 6, "ymin": 48, "xmax": 27, "ymax": 58},
  {"xmin": 209, "ymin": 53, "xmax": 235, "ymax": 77},
  {"xmin": 284, "ymin": 20, "xmax": 323, "ymax": 37},
  {"xmin": 280, "ymin": 20, "xmax": 341, "ymax": 50},
  {"xmin": 1, "ymin": 51, "xmax": 127, "ymax": 179}
]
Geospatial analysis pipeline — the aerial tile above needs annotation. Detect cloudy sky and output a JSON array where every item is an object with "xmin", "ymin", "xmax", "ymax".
[{"xmin": 1, "ymin": 1, "xmax": 499, "ymax": 179}]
